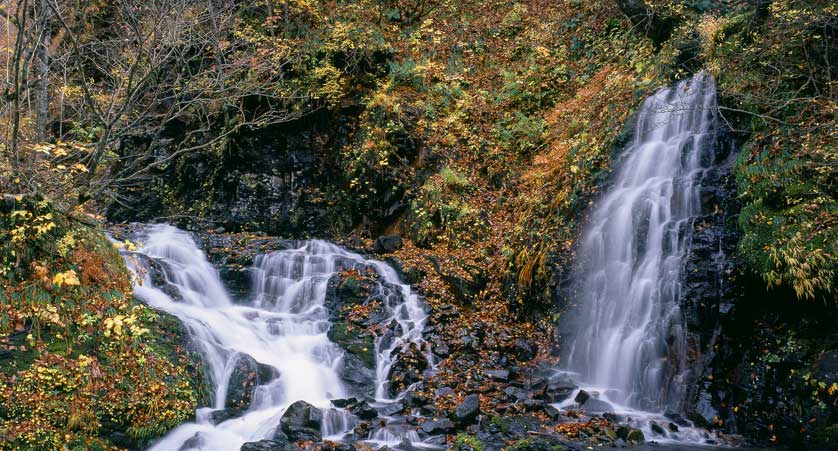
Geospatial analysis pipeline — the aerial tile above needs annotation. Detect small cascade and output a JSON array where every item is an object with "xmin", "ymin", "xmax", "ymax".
[
  {"xmin": 120, "ymin": 225, "xmax": 431, "ymax": 450},
  {"xmin": 559, "ymin": 73, "xmax": 725, "ymax": 444}
]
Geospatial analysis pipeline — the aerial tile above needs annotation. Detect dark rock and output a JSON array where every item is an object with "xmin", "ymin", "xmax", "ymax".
[
  {"xmin": 504, "ymin": 386, "xmax": 530, "ymax": 401},
  {"xmin": 668, "ymin": 422, "xmax": 679, "ymax": 432},
  {"xmin": 454, "ymin": 394, "xmax": 480, "ymax": 424},
  {"xmin": 240, "ymin": 440, "xmax": 298, "ymax": 451},
  {"xmin": 354, "ymin": 401, "xmax": 379, "ymax": 420},
  {"xmin": 180, "ymin": 433, "xmax": 206, "ymax": 450},
  {"xmin": 603, "ymin": 412, "xmax": 623, "ymax": 423},
  {"xmin": 579, "ymin": 397, "xmax": 611, "ymax": 412},
  {"xmin": 574, "ymin": 390, "xmax": 590, "ymax": 405},
  {"xmin": 542, "ymin": 381, "xmax": 576, "ymax": 403},
  {"xmin": 650, "ymin": 421, "xmax": 666, "ymax": 435},
  {"xmin": 374, "ymin": 235, "xmax": 403, "ymax": 254},
  {"xmin": 421, "ymin": 418, "xmax": 455, "ymax": 434},
  {"xmin": 512, "ymin": 338, "xmax": 536, "ymax": 361},
  {"xmin": 543, "ymin": 404, "xmax": 561, "ymax": 420},
  {"xmin": 225, "ymin": 353, "xmax": 267, "ymax": 410},
  {"xmin": 483, "ymin": 369, "xmax": 510, "ymax": 381},
  {"xmin": 387, "ymin": 342, "xmax": 429, "ymax": 397},
  {"xmin": 331, "ymin": 398, "xmax": 359, "ymax": 408},
  {"xmin": 209, "ymin": 408, "xmax": 245, "ymax": 424},
  {"xmin": 397, "ymin": 437, "xmax": 414, "ymax": 451},
  {"xmin": 434, "ymin": 387, "xmax": 455, "ymax": 398},
  {"xmin": 339, "ymin": 353, "xmax": 376, "ymax": 397},
  {"xmin": 404, "ymin": 390, "xmax": 430, "ymax": 407},
  {"xmin": 380, "ymin": 402, "xmax": 405, "ymax": 416},
  {"xmin": 279, "ymin": 400, "xmax": 323, "ymax": 442}
]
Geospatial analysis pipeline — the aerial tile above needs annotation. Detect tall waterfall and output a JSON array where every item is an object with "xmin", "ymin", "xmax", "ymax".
[
  {"xmin": 563, "ymin": 73, "xmax": 718, "ymax": 414},
  {"xmin": 121, "ymin": 225, "xmax": 428, "ymax": 450}
]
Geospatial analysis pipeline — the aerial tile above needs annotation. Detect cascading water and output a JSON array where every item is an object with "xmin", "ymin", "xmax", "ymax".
[
  {"xmin": 559, "ymin": 73, "xmax": 721, "ymax": 442},
  {"xmin": 120, "ymin": 224, "xmax": 430, "ymax": 450}
]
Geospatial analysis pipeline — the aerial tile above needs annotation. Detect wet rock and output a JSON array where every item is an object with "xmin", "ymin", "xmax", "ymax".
[
  {"xmin": 329, "ymin": 322, "xmax": 376, "ymax": 368},
  {"xmin": 404, "ymin": 390, "xmax": 430, "ymax": 407},
  {"xmin": 650, "ymin": 421, "xmax": 665, "ymax": 435},
  {"xmin": 180, "ymin": 433, "xmax": 206, "ymax": 450},
  {"xmin": 579, "ymin": 397, "xmax": 611, "ymax": 412},
  {"xmin": 209, "ymin": 408, "xmax": 244, "ymax": 424},
  {"xmin": 542, "ymin": 381, "xmax": 576, "ymax": 403},
  {"xmin": 225, "ymin": 353, "xmax": 275, "ymax": 410},
  {"xmin": 387, "ymin": 342, "xmax": 429, "ymax": 397},
  {"xmin": 279, "ymin": 400, "xmax": 323, "ymax": 442},
  {"xmin": 421, "ymin": 418, "xmax": 455, "ymax": 434},
  {"xmin": 241, "ymin": 440, "xmax": 299, "ymax": 451},
  {"xmin": 668, "ymin": 422, "xmax": 679, "ymax": 432},
  {"xmin": 331, "ymin": 398, "xmax": 359, "ymax": 408},
  {"xmin": 603, "ymin": 412, "xmax": 623, "ymax": 423},
  {"xmin": 374, "ymin": 235, "xmax": 403, "ymax": 254},
  {"xmin": 380, "ymin": 402, "xmax": 405, "ymax": 416},
  {"xmin": 397, "ymin": 437, "xmax": 414, "ymax": 451},
  {"xmin": 626, "ymin": 429, "xmax": 645, "ymax": 443},
  {"xmin": 574, "ymin": 390, "xmax": 590, "ymax": 405},
  {"xmin": 339, "ymin": 353, "xmax": 376, "ymax": 397},
  {"xmin": 454, "ymin": 394, "xmax": 480, "ymax": 424}
]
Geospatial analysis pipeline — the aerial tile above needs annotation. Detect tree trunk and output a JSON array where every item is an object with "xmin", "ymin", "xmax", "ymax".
[{"xmin": 34, "ymin": 0, "xmax": 50, "ymax": 142}]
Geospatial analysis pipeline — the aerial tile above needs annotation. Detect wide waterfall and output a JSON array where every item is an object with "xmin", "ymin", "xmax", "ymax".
[
  {"xmin": 561, "ymin": 73, "xmax": 718, "ymax": 426},
  {"xmin": 120, "ymin": 225, "xmax": 429, "ymax": 450}
]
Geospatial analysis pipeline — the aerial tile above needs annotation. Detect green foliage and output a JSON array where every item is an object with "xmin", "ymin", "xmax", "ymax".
[
  {"xmin": 0, "ymin": 200, "xmax": 203, "ymax": 450},
  {"xmin": 454, "ymin": 433, "xmax": 486, "ymax": 451},
  {"xmin": 409, "ymin": 167, "xmax": 486, "ymax": 248}
]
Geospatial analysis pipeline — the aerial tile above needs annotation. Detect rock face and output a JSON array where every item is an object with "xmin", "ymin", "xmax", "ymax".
[{"xmin": 279, "ymin": 401, "xmax": 323, "ymax": 443}]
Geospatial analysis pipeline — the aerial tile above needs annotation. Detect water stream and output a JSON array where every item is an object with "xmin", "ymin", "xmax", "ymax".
[
  {"xmin": 120, "ymin": 225, "xmax": 430, "ymax": 450},
  {"xmin": 559, "ymin": 73, "xmax": 723, "ymax": 444}
]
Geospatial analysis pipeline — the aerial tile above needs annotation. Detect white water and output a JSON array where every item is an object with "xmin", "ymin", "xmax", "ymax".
[
  {"xmin": 560, "ymin": 74, "xmax": 722, "ymax": 443},
  {"xmin": 120, "ymin": 225, "xmax": 429, "ymax": 450}
]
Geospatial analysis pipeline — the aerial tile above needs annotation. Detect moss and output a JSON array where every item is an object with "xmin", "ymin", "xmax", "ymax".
[
  {"xmin": 328, "ymin": 321, "xmax": 376, "ymax": 368},
  {"xmin": 454, "ymin": 433, "xmax": 486, "ymax": 451}
]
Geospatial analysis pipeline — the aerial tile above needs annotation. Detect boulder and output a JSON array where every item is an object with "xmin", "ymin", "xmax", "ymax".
[
  {"xmin": 421, "ymin": 418, "xmax": 455, "ymax": 435},
  {"xmin": 650, "ymin": 421, "xmax": 666, "ymax": 435},
  {"xmin": 226, "ymin": 353, "xmax": 276, "ymax": 410},
  {"xmin": 339, "ymin": 353, "xmax": 377, "ymax": 397},
  {"xmin": 454, "ymin": 394, "xmax": 480, "ymax": 424},
  {"xmin": 279, "ymin": 401, "xmax": 323, "ymax": 442},
  {"xmin": 380, "ymin": 402, "xmax": 405, "ymax": 416},
  {"xmin": 374, "ymin": 235, "xmax": 403, "ymax": 254},
  {"xmin": 542, "ymin": 381, "xmax": 576, "ymax": 403},
  {"xmin": 574, "ymin": 390, "xmax": 590, "ymax": 405},
  {"xmin": 504, "ymin": 386, "xmax": 530, "ymax": 401},
  {"xmin": 512, "ymin": 338, "xmax": 536, "ymax": 361}
]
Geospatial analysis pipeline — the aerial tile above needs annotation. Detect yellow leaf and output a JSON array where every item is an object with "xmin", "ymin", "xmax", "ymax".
[
  {"xmin": 53, "ymin": 270, "xmax": 80, "ymax": 287},
  {"xmin": 71, "ymin": 163, "xmax": 89, "ymax": 173}
]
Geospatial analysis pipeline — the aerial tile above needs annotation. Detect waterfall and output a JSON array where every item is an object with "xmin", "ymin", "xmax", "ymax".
[
  {"xmin": 562, "ymin": 73, "xmax": 718, "ymax": 416},
  {"xmin": 120, "ymin": 224, "xmax": 429, "ymax": 450}
]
